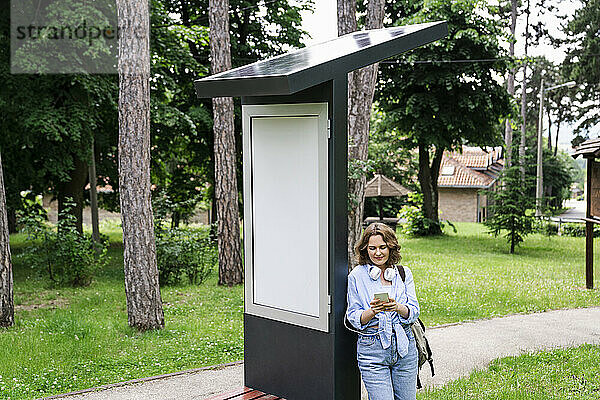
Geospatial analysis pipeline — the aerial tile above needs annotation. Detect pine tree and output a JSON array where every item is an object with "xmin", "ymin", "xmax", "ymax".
[
  {"xmin": 116, "ymin": 0, "xmax": 164, "ymax": 330},
  {"xmin": 0, "ymin": 152, "xmax": 14, "ymax": 327},
  {"xmin": 338, "ymin": 0, "xmax": 385, "ymax": 268},
  {"xmin": 485, "ymin": 165, "xmax": 534, "ymax": 254},
  {"xmin": 209, "ymin": 0, "xmax": 243, "ymax": 286}
]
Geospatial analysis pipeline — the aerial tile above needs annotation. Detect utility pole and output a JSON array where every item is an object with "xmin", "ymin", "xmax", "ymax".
[
  {"xmin": 535, "ymin": 78, "xmax": 544, "ymax": 217},
  {"xmin": 535, "ymin": 80, "xmax": 577, "ymax": 217}
]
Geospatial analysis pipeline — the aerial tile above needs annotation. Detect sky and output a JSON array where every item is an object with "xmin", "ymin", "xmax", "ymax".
[
  {"xmin": 299, "ymin": 1, "xmax": 337, "ymax": 45},
  {"xmin": 300, "ymin": 0, "xmax": 578, "ymax": 59},
  {"xmin": 298, "ymin": 0, "xmax": 592, "ymax": 148}
]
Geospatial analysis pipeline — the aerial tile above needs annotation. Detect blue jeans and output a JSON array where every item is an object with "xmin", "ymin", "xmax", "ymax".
[{"xmin": 357, "ymin": 325, "xmax": 418, "ymax": 400}]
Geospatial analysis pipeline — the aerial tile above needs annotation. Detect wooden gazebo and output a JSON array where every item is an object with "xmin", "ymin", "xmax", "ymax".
[
  {"xmin": 572, "ymin": 138, "xmax": 600, "ymax": 289},
  {"xmin": 364, "ymin": 174, "xmax": 411, "ymax": 228}
]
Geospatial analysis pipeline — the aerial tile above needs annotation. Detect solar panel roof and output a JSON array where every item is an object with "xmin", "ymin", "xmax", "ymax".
[{"xmin": 194, "ymin": 21, "xmax": 447, "ymax": 98}]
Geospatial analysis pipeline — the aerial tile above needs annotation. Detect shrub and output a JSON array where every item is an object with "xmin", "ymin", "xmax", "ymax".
[
  {"xmin": 398, "ymin": 193, "xmax": 446, "ymax": 236},
  {"xmin": 484, "ymin": 166, "xmax": 534, "ymax": 253},
  {"xmin": 155, "ymin": 226, "xmax": 217, "ymax": 285},
  {"xmin": 18, "ymin": 203, "xmax": 108, "ymax": 286},
  {"xmin": 533, "ymin": 219, "xmax": 559, "ymax": 236},
  {"xmin": 561, "ymin": 222, "xmax": 600, "ymax": 238}
]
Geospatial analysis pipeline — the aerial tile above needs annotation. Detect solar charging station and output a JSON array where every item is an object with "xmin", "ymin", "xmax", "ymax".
[{"xmin": 195, "ymin": 21, "xmax": 448, "ymax": 400}]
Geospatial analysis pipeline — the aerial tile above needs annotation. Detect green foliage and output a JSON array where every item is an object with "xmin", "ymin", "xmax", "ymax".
[
  {"xmin": 561, "ymin": 0, "xmax": 600, "ymax": 142},
  {"xmin": 561, "ymin": 223, "xmax": 600, "ymax": 238},
  {"xmin": 377, "ymin": 0, "xmax": 511, "ymax": 151},
  {"xmin": 13, "ymin": 192, "xmax": 47, "ymax": 231},
  {"xmin": 148, "ymin": 0, "xmax": 212, "ymax": 222},
  {"xmin": 365, "ymin": 107, "xmax": 417, "ymax": 217},
  {"xmin": 155, "ymin": 226, "xmax": 217, "ymax": 285},
  {"xmin": 398, "ymin": 193, "xmax": 445, "ymax": 236},
  {"xmin": 376, "ymin": 0, "xmax": 511, "ymax": 231},
  {"xmin": 368, "ymin": 108, "xmax": 419, "ymax": 188},
  {"xmin": 532, "ymin": 219, "xmax": 558, "ymax": 236},
  {"xmin": 541, "ymin": 150, "xmax": 575, "ymax": 210},
  {"xmin": 151, "ymin": 0, "xmax": 312, "ymax": 221},
  {"xmin": 347, "ymin": 158, "xmax": 375, "ymax": 212},
  {"xmin": 17, "ymin": 202, "xmax": 108, "ymax": 286},
  {"xmin": 485, "ymin": 166, "xmax": 534, "ymax": 253},
  {"xmin": 0, "ymin": 0, "xmax": 119, "ymax": 219},
  {"xmin": 521, "ymin": 147, "xmax": 575, "ymax": 213},
  {"xmin": 152, "ymin": 187, "xmax": 202, "ymax": 229}
]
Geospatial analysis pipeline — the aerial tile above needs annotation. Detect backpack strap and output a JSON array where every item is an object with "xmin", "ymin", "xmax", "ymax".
[
  {"xmin": 398, "ymin": 264, "xmax": 436, "ymax": 384},
  {"xmin": 397, "ymin": 265, "xmax": 406, "ymax": 282}
]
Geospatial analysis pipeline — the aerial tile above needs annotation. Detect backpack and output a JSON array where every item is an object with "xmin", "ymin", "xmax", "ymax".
[{"xmin": 398, "ymin": 265, "xmax": 435, "ymax": 389}]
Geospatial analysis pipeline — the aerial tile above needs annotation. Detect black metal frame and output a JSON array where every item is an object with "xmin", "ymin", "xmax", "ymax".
[
  {"xmin": 195, "ymin": 22, "xmax": 450, "ymax": 399},
  {"xmin": 242, "ymin": 78, "xmax": 358, "ymax": 399}
]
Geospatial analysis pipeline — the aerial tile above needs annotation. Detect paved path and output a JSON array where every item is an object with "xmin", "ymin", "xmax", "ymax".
[
  {"xmin": 552, "ymin": 199, "xmax": 586, "ymax": 222},
  {"xmin": 46, "ymin": 307, "xmax": 600, "ymax": 400}
]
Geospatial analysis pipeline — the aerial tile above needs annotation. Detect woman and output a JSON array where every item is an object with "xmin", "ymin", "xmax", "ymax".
[{"xmin": 346, "ymin": 222, "xmax": 420, "ymax": 400}]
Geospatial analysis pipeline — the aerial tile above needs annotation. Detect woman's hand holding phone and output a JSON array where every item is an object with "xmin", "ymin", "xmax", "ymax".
[
  {"xmin": 369, "ymin": 298, "xmax": 385, "ymax": 314},
  {"xmin": 382, "ymin": 298, "xmax": 398, "ymax": 312},
  {"xmin": 371, "ymin": 296, "xmax": 403, "ymax": 314}
]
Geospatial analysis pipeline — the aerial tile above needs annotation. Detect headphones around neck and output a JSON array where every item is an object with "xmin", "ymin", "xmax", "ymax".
[{"xmin": 368, "ymin": 265, "xmax": 397, "ymax": 281}]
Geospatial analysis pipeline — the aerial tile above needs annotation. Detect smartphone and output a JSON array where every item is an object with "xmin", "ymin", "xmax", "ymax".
[{"xmin": 374, "ymin": 292, "xmax": 389, "ymax": 302}]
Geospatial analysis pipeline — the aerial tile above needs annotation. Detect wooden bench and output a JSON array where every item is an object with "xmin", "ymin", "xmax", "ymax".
[{"xmin": 204, "ymin": 387, "xmax": 287, "ymax": 400}]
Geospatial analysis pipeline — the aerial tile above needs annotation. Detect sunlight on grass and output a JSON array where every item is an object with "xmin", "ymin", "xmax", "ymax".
[
  {"xmin": 401, "ymin": 222, "xmax": 600, "ymax": 326},
  {"xmin": 418, "ymin": 345, "xmax": 600, "ymax": 399}
]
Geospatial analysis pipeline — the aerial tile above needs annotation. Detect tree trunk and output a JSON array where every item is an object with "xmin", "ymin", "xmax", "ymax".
[
  {"xmin": 546, "ymin": 105, "xmax": 552, "ymax": 151},
  {"xmin": 510, "ymin": 231, "xmax": 515, "ymax": 254},
  {"xmin": 7, "ymin": 208, "xmax": 16, "ymax": 234},
  {"xmin": 417, "ymin": 143, "xmax": 443, "ymax": 235},
  {"xmin": 504, "ymin": 0, "xmax": 517, "ymax": 168},
  {"xmin": 88, "ymin": 141, "xmax": 100, "ymax": 244},
  {"xmin": 210, "ymin": 0, "xmax": 243, "ymax": 286},
  {"xmin": 0, "ymin": 152, "xmax": 14, "ymax": 328},
  {"xmin": 209, "ymin": 192, "xmax": 217, "ymax": 240},
  {"xmin": 58, "ymin": 157, "xmax": 88, "ymax": 233},
  {"xmin": 338, "ymin": 0, "xmax": 385, "ymax": 268},
  {"xmin": 554, "ymin": 122, "xmax": 561, "ymax": 156},
  {"xmin": 117, "ymin": 0, "xmax": 164, "ymax": 331},
  {"xmin": 171, "ymin": 211, "xmax": 181, "ymax": 229},
  {"xmin": 519, "ymin": 0, "xmax": 531, "ymax": 177}
]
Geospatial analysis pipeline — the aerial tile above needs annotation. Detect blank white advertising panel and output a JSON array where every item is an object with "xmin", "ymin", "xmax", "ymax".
[{"xmin": 242, "ymin": 103, "xmax": 328, "ymax": 332}]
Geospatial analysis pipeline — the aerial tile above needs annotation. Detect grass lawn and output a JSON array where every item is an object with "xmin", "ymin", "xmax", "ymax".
[
  {"xmin": 403, "ymin": 222, "xmax": 600, "ymax": 326},
  {"xmin": 1, "ymin": 222, "xmax": 599, "ymax": 399},
  {"xmin": 418, "ymin": 344, "xmax": 600, "ymax": 399}
]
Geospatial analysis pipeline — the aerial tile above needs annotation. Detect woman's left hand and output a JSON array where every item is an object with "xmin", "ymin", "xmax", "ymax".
[
  {"xmin": 382, "ymin": 298, "xmax": 410, "ymax": 318},
  {"xmin": 382, "ymin": 298, "xmax": 398, "ymax": 312}
]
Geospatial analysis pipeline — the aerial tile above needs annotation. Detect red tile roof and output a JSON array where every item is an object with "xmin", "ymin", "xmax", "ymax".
[
  {"xmin": 447, "ymin": 146, "xmax": 503, "ymax": 169},
  {"xmin": 438, "ymin": 146, "xmax": 503, "ymax": 188}
]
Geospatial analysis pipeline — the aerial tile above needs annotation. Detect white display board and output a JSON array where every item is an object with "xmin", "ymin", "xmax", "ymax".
[{"xmin": 242, "ymin": 103, "xmax": 329, "ymax": 332}]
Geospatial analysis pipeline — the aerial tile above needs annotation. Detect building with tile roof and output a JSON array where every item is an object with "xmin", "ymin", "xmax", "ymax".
[{"xmin": 438, "ymin": 146, "xmax": 503, "ymax": 222}]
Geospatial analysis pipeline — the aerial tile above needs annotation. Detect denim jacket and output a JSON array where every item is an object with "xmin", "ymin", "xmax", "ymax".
[{"xmin": 345, "ymin": 264, "xmax": 420, "ymax": 357}]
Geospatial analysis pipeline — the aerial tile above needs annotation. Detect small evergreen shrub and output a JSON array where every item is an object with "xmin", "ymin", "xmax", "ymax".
[
  {"xmin": 484, "ymin": 166, "xmax": 534, "ymax": 253},
  {"xmin": 155, "ymin": 226, "xmax": 217, "ymax": 285},
  {"xmin": 19, "ymin": 203, "xmax": 108, "ymax": 286}
]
